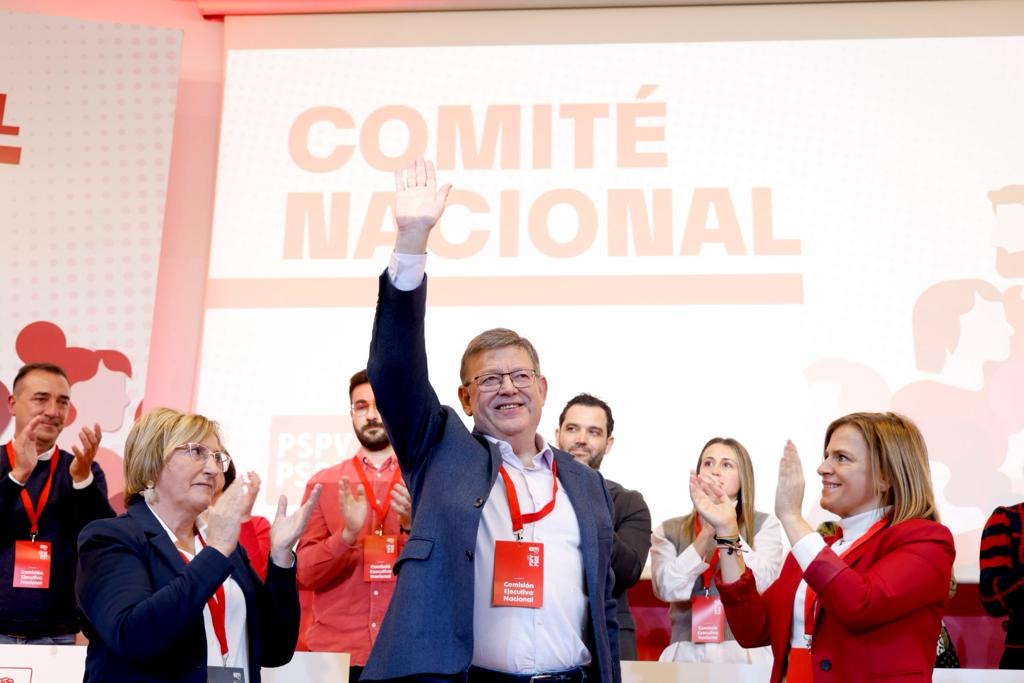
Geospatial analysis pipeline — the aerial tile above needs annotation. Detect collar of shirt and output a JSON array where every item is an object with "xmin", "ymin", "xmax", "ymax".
[
  {"xmin": 835, "ymin": 506, "xmax": 892, "ymax": 550},
  {"xmin": 481, "ymin": 433, "xmax": 553, "ymax": 472},
  {"xmin": 359, "ymin": 450, "xmax": 398, "ymax": 473},
  {"xmin": 147, "ymin": 502, "xmax": 209, "ymax": 555}
]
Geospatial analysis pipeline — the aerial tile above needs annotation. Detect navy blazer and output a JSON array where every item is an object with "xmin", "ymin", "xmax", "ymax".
[
  {"xmin": 75, "ymin": 500, "xmax": 299, "ymax": 682},
  {"xmin": 364, "ymin": 271, "xmax": 621, "ymax": 682}
]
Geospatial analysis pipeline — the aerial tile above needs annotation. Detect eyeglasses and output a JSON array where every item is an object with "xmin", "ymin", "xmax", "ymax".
[
  {"xmin": 351, "ymin": 401, "xmax": 378, "ymax": 417},
  {"xmin": 468, "ymin": 369, "xmax": 539, "ymax": 392},
  {"xmin": 172, "ymin": 443, "xmax": 232, "ymax": 471}
]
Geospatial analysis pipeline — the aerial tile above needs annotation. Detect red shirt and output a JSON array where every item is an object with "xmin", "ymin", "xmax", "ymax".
[
  {"xmin": 238, "ymin": 516, "xmax": 271, "ymax": 581},
  {"xmin": 296, "ymin": 453, "xmax": 407, "ymax": 662}
]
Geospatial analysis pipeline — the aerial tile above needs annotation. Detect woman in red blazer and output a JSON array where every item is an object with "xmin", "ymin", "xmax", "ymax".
[{"xmin": 692, "ymin": 412, "xmax": 954, "ymax": 683}]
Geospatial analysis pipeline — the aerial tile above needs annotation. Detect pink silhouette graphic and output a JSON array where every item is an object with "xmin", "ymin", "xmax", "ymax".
[
  {"xmin": 804, "ymin": 358, "xmax": 891, "ymax": 418},
  {"xmin": 893, "ymin": 280, "xmax": 1015, "ymax": 508},
  {"xmin": 16, "ymin": 321, "xmax": 134, "ymax": 513},
  {"xmin": 988, "ymin": 185, "xmax": 1024, "ymax": 279},
  {"xmin": 983, "ymin": 186, "xmax": 1024, "ymax": 467},
  {"xmin": 989, "ymin": 286, "xmax": 1024, "ymax": 436}
]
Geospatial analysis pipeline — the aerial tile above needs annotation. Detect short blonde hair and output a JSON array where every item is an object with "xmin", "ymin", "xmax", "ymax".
[
  {"xmin": 824, "ymin": 412, "xmax": 939, "ymax": 524},
  {"xmin": 123, "ymin": 408, "xmax": 222, "ymax": 506}
]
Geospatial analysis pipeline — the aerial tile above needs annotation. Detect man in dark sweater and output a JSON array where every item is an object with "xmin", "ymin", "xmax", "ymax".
[
  {"xmin": 556, "ymin": 393, "xmax": 652, "ymax": 660},
  {"xmin": 1, "ymin": 362, "xmax": 114, "ymax": 643}
]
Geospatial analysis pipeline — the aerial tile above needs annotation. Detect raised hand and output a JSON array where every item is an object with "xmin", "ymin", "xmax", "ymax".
[
  {"xmin": 393, "ymin": 157, "xmax": 452, "ymax": 254},
  {"xmin": 775, "ymin": 440, "xmax": 806, "ymax": 524},
  {"xmin": 775, "ymin": 440, "xmax": 814, "ymax": 546},
  {"xmin": 339, "ymin": 476, "xmax": 369, "ymax": 545},
  {"xmin": 689, "ymin": 471, "xmax": 740, "ymax": 537},
  {"xmin": 69, "ymin": 423, "xmax": 102, "ymax": 484},
  {"xmin": 206, "ymin": 479, "xmax": 245, "ymax": 557},
  {"xmin": 269, "ymin": 483, "xmax": 321, "ymax": 567},
  {"xmin": 240, "ymin": 471, "xmax": 261, "ymax": 521},
  {"xmin": 391, "ymin": 483, "xmax": 412, "ymax": 530},
  {"xmin": 10, "ymin": 415, "xmax": 46, "ymax": 482}
]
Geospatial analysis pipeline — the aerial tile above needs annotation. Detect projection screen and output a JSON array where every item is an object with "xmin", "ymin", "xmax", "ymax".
[{"xmin": 199, "ymin": 2, "xmax": 1024, "ymax": 580}]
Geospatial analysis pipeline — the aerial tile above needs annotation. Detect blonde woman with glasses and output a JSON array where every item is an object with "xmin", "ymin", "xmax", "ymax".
[{"xmin": 75, "ymin": 408, "xmax": 320, "ymax": 683}]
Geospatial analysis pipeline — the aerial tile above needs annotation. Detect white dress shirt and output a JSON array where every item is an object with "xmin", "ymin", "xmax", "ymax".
[{"xmin": 147, "ymin": 505, "xmax": 250, "ymax": 674}]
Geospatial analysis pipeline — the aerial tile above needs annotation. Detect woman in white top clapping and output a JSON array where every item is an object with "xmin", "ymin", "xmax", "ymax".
[{"xmin": 650, "ymin": 437, "xmax": 784, "ymax": 664}]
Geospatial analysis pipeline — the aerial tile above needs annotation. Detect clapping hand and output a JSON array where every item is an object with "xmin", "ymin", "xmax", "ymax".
[
  {"xmin": 206, "ymin": 478, "xmax": 245, "ymax": 557},
  {"xmin": 774, "ymin": 440, "xmax": 814, "ymax": 546},
  {"xmin": 689, "ymin": 471, "xmax": 739, "ymax": 537},
  {"xmin": 69, "ymin": 423, "xmax": 102, "ymax": 484},
  {"xmin": 339, "ymin": 476, "xmax": 369, "ymax": 545},
  {"xmin": 269, "ymin": 483, "xmax": 322, "ymax": 568},
  {"xmin": 774, "ymin": 440, "xmax": 806, "ymax": 524},
  {"xmin": 391, "ymin": 483, "xmax": 412, "ymax": 530},
  {"xmin": 10, "ymin": 415, "xmax": 47, "ymax": 482},
  {"xmin": 240, "ymin": 471, "xmax": 261, "ymax": 522}
]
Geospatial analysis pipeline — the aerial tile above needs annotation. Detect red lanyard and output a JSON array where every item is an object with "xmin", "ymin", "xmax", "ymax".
[
  {"xmin": 178, "ymin": 532, "xmax": 228, "ymax": 657},
  {"xmin": 6, "ymin": 442, "xmax": 60, "ymax": 540},
  {"xmin": 694, "ymin": 517, "xmax": 719, "ymax": 591},
  {"xmin": 353, "ymin": 457, "xmax": 403, "ymax": 533},
  {"xmin": 498, "ymin": 458, "xmax": 559, "ymax": 540},
  {"xmin": 803, "ymin": 518, "xmax": 889, "ymax": 637}
]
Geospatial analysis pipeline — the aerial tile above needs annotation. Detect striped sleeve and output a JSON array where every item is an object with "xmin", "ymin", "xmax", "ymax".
[{"xmin": 979, "ymin": 504, "xmax": 1024, "ymax": 617}]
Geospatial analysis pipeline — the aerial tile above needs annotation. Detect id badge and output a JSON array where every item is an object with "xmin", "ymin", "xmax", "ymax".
[
  {"xmin": 491, "ymin": 540, "xmax": 543, "ymax": 608},
  {"xmin": 363, "ymin": 534, "xmax": 398, "ymax": 582},
  {"xmin": 207, "ymin": 665, "xmax": 245, "ymax": 682},
  {"xmin": 13, "ymin": 540, "xmax": 51, "ymax": 589},
  {"xmin": 691, "ymin": 594, "xmax": 725, "ymax": 643}
]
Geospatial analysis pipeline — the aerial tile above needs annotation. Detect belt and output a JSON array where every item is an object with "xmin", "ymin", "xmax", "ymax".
[{"xmin": 467, "ymin": 666, "xmax": 587, "ymax": 683}]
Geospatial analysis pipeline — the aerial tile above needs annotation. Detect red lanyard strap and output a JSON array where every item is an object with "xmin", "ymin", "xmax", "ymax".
[
  {"xmin": 498, "ymin": 458, "xmax": 559, "ymax": 538},
  {"xmin": 353, "ymin": 458, "xmax": 403, "ymax": 532},
  {"xmin": 178, "ymin": 531, "xmax": 229, "ymax": 657},
  {"xmin": 694, "ymin": 517, "xmax": 719, "ymax": 591},
  {"xmin": 6, "ymin": 442, "xmax": 60, "ymax": 539},
  {"xmin": 803, "ymin": 518, "xmax": 889, "ymax": 637}
]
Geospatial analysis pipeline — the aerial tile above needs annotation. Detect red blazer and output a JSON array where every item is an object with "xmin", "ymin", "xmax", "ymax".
[{"xmin": 717, "ymin": 518, "xmax": 954, "ymax": 683}]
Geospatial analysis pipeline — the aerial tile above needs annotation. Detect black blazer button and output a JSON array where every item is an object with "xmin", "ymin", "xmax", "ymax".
[
  {"xmin": 473, "ymin": 497, "xmax": 485, "ymax": 508},
  {"xmin": 820, "ymin": 660, "xmax": 832, "ymax": 672},
  {"xmin": 466, "ymin": 550, "xmax": 474, "ymax": 560}
]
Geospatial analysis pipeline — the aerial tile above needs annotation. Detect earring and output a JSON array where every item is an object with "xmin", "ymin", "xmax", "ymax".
[{"xmin": 142, "ymin": 480, "xmax": 156, "ymax": 504}]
